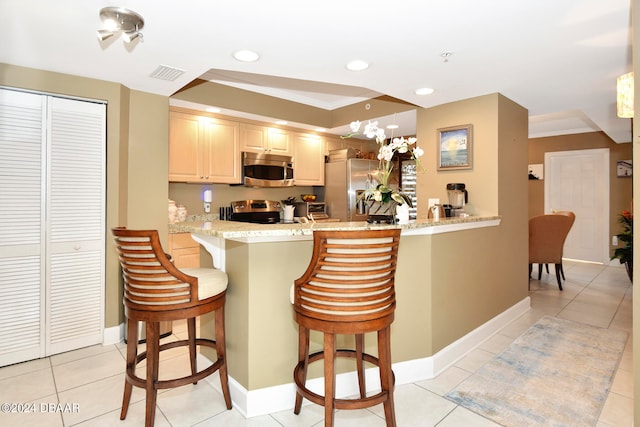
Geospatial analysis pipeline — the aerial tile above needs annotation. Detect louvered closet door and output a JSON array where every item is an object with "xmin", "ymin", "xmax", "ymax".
[
  {"xmin": 0, "ymin": 89, "xmax": 105, "ymax": 366},
  {"xmin": 46, "ymin": 97, "xmax": 105, "ymax": 355},
  {"xmin": 0, "ymin": 90, "xmax": 46, "ymax": 366}
]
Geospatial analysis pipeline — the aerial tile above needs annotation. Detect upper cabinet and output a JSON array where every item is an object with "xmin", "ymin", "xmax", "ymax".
[
  {"xmin": 293, "ymin": 132, "xmax": 325, "ymax": 186},
  {"xmin": 240, "ymin": 123, "xmax": 292, "ymax": 156},
  {"xmin": 169, "ymin": 110, "xmax": 241, "ymax": 184}
]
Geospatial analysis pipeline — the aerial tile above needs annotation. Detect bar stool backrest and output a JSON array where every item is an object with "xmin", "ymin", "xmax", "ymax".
[
  {"xmin": 112, "ymin": 227, "xmax": 199, "ymax": 309},
  {"xmin": 293, "ymin": 229, "xmax": 402, "ymax": 323}
]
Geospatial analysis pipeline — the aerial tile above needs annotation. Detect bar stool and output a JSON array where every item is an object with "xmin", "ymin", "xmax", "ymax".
[
  {"xmin": 292, "ymin": 229, "xmax": 402, "ymax": 427},
  {"xmin": 112, "ymin": 227, "xmax": 232, "ymax": 427}
]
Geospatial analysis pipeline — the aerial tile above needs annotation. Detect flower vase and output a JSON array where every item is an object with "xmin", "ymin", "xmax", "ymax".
[{"xmin": 367, "ymin": 201, "xmax": 397, "ymax": 224}]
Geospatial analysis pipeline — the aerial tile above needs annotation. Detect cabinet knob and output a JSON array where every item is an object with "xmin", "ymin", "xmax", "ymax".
[{"xmin": 74, "ymin": 245, "xmax": 81, "ymax": 250}]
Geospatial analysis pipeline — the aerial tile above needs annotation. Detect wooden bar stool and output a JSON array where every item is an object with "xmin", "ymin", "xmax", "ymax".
[
  {"xmin": 292, "ymin": 229, "xmax": 402, "ymax": 427},
  {"xmin": 112, "ymin": 227, "xmax": 232, "ymax": 427}
]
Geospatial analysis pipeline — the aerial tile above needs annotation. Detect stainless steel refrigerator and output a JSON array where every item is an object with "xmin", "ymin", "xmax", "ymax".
[{"xmin": 324, "ymin": 157, "xmax": 381, "ymax": 222}]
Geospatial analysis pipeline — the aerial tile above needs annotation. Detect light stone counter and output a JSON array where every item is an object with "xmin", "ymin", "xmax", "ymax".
[{"xmin": 169, "ymin": 215, "xmax": 501, "ymax": 243}]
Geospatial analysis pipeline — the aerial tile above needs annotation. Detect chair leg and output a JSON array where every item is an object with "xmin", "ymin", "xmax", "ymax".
[
  {"xmin": 355, "ymin": 334, "xmax": 366, "ymax": 399},
  {"xmin": 294, "ymin": 325, "xmax": 310, "ymax": 414},
  {"xmin": 215, "ymin": 306, "xmax": 232, "ymax": 409},
  {"xmin": 323, "ymin": 333, "xmax": 336, "ymax": 427},
  {"xmin": 145, "ymin": 322, "xmax": 160, "ymax": 427},
  {"xmin": 545, "ymin": 263, "xmax": 550, "ymax": 274},
  {"xmin": 528, "ymin": 264, "xmax": 532, "ymax": 290},
  {"xmin": 293, "ymin": 326, "xmax": 310, "ymax": 415},
  {"xmin": 188, "ymin": 317, "xmax": 197, "ymax": 385},
  {"xmin": 537, "ymin": 264, "xmax": 542, "ymax": 280},
  {"xmin": 554, "ymin": 263, "xmax": 563, "ymax": 291},
  {"xmin": 378, "ymin": 327, "xmax": 396, "ymax": 427},
  {"xmin": 560, "ymin": 263, "xmax": 566, "ymax": 280},
  {"xmin": 120, "ymin": 319, "xmax": 138, "ymax": 420}
]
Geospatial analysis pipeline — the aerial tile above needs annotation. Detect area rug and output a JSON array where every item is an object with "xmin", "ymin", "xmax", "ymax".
[{"xmin": 445, "ymin": 316, "xmax": 628, "ymax": 427}]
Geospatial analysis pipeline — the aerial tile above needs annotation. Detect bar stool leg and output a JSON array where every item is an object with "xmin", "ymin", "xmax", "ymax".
[
  {"xmin": 378, "ymin": 327, "xmax": 396, "ymax": 427},
  {"xmin": 188, "ymin": 317, "xmax": 197, "ymax": 384},
  {"xmin": 294, "ymin": 326, "xmax": 310, "ymax": 414},
  {"xmin": 215, "ymin": 306, "xmax": 232, "ymax": 409},
  {"xmin": 120, "ymin": 319, "xmax": 138, "ymax": 420},
  {"xmin": 145, "ymin": 322, "xmax": 160, "ymax": 427},
  {"xmin": 324, "ymin": 333, "xmax": 336, "ymax": 427},
  {"xmin": 355, "ymin": 334, "xmax": 366, "ymax": 398}
]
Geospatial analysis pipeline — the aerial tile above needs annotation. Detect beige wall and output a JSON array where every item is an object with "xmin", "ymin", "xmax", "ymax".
[
  {"xmin": 0, "ymin": 63, "xmax": 170, "ymax": 328},
  {"xmin": 416, "ymin": 93, "xmax": 529, "ymax": 350},
  {"xmin": 528, "ymin": 131, "xmax": 633, "ymax": 257}
]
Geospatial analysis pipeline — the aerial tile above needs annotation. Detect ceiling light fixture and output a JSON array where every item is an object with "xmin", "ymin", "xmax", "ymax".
[
  {"xmin": 415, "ymin": 87, "xmax": 435, "ymax": 95},
  {"xmin": 97, "ymin": 7, "xmax": 144, "ymax": 43},
  {"xmin": 233, "ymin": 50, "xmax": 260, "ymax": 62},
  {"xmin": 346, "ymin": 60, "xmax": 369, "ymax": 71},
  {"xmin": 617, "ymin": 72, "xmax": 634, "ymax": 118}
]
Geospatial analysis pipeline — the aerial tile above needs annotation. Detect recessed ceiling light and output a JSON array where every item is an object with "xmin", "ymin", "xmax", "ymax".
[
  {"xmin": 315, "ymin": 127, "xmax": 327, "ymax": 132},
  {"xmin": 275, "ymin": 120, "xmax": 288, "ymax": 125},
  {"xmin": 415, "ymin": 87, "xmax": 435, "ymax": 95},
  {"xmin": 346, "ymin": 60, "xmax": 369, "ymax": 71},
  {"xmin": 233, "ymin": 50, "xmax": 260, "ymax": 62},
  {"xmin": 206, "ymin": 107, "xmax": 221, "ymax": 113},
  {"xmin": 386, "ymin": 124, "xmax": 399, "ymax": 130}
]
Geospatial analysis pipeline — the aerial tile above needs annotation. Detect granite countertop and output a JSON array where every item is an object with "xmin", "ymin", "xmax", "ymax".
[{"xmin": 169, "ymin": 215, "xmax": 502, "ymax": 242}]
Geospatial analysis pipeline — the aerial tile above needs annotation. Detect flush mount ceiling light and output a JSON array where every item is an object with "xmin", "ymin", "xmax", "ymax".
[
  {"xmin": 415, "ymin": 87, "xmax": 435, "ymax": 95},
  {"xmin": 233, "ymin": 50, "xmax": 260, "ymax": 62},
  {"xmin": 97, "ymin": 7, "xmax": 144, "ymax": 43},
  {"xmin": 346, "ymin": 60, "xmax": 369, "ymax": 71}
]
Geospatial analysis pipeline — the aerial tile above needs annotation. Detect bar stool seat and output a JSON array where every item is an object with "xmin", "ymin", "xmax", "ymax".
[
  {"xmin": 112, "ymin": 227, "xmax": 232, "ymax": 427},
  {"xmin": 292, "ymin": 229, "xmax": 402, "ymax": 427}
]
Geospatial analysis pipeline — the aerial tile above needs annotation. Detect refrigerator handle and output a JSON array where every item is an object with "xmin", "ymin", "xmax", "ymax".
[{"xmin": 355, "ymin": 190, "xmax": 367, "ymax": 215}]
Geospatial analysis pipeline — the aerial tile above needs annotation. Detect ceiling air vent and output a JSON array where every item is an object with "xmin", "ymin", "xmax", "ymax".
[{"xmin": 149, "ymin": 65, "xmax": 185, "ymax": 81}]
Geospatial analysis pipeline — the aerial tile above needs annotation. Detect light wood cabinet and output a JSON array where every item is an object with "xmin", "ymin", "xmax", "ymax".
[
  {"xmin": 169, "ymin": 110, "xmax": 241, "ymax": 184},
  {"xmin": 293, "ymin": 132, "xmax": 325, "ymax": 186},
  {"xmin": 240, "ymin": 123, "xmax": 292, "ymax": 155},
  {"xmin": 168, "ymin": 233, "xmax": 200, "ymax": 268}
]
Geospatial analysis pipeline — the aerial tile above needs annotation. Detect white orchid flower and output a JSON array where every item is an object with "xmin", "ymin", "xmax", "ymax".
[
  {"xmin": 363, "ymin": 121, "xmax": 378, "ymax": 138},
  {"xmin": 373, "ymin": 191, "xmax": 383, "ymax": 202},
  {"xmin": 349, "ymin": 121, "xmax": 361, "ymax": 133},
  {"xmin": 413, "ymin": 147, "xmax": 424, "ymax": 158},
  {"xmin": 407, "ymin": 137, "xmax": 417, "ymax": 145}
]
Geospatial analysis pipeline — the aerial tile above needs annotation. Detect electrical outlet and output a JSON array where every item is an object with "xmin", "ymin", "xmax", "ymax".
[{"xmin": 612, "ymin": 236, "xmax": 618, "ymax": 246}]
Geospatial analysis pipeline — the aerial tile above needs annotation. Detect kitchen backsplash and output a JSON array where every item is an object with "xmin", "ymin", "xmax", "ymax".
[{"xmin": 169, "ymin": 182, "xmax": 317, "ymax": 216}]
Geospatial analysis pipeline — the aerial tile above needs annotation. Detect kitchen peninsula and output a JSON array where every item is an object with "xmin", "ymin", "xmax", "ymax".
[{"xmin": 169, "ymin": 216, "xmax": 530, "ymax": 417}]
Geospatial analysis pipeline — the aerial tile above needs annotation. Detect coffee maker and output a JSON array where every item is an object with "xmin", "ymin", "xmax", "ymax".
[{"xmin": 446, "ymin": 183, "xmax": 468, "ymax": 217}]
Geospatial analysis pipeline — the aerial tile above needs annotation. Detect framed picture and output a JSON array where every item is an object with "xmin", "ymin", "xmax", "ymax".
[
  {"xmin": 617, "ymin": 160, "xmax": 632, "ymax": 177},
  {"xmin": 437, "ymin": 124, "xmax": 473, "ymax": 170}
]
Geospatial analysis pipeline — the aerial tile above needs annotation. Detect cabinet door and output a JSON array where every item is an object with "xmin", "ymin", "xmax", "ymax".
[
  {"xmin": 169, "ymin": 233, "xmax": 200, "ymax": 268},
  {"xmin": 203, "ymin": 118, "xmax": 241, "ymax": 184},
  {"xmin": 239, "ymin": 123, "xmax": 267, "ymax": 153},
  {"xmin": 293, "ymin": 132, "xmax": 325, "ymax": 186},
  {"xmin": 169, "ymin": 112, "xmax": 204, "ymax": 182},
  {"xmin": 267, "ymin": 128, "xmax": 292, "ymax": 155}
]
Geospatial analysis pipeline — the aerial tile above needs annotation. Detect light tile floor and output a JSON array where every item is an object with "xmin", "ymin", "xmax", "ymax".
[{"xmin": 0, "ymin": 260, "xmax": 632, "ymax": 426}]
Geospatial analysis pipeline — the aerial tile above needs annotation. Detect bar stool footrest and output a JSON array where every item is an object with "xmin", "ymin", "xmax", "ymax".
[{"xmin": 294, "ymin": 349, "xmax": 395, "ymax": 410}]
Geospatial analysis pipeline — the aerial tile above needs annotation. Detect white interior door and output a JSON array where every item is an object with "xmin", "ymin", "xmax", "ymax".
[{"xmin": 544, "ymin": 148, "xmax": 609, "ymax": 263}]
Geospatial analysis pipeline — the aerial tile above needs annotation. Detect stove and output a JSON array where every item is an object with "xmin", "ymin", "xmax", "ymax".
[{"xmin": 229, "ymin": 200, "xmax": 283, "ymax": 224}]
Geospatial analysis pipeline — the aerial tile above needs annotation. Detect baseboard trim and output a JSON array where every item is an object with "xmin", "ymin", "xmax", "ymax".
[
  {"xmin": 103, "ymin": 323, "xmax": 124, "ymax": 346},
  {"xmin": 205, "ymin": 296, "xmax": 532, "ymax": 418}
]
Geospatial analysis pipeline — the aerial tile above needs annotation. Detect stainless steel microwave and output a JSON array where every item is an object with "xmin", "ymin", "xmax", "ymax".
[{"xmin": 242, "ymin": 152, "xmax": 294, "ymax": 187}]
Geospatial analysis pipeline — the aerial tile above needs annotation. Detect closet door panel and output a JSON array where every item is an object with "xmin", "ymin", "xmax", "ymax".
[
  {"xmin": 47, "ymin": 97, "xmax": 105, "ymax": 354},
  {"xmin": 0, "ymin": 89, "xmax": 45, "ymax": 366}
]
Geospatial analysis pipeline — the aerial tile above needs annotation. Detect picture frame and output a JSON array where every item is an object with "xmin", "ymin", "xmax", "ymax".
[
  {"xmin": 437, "ymin": 124, "xmax": 473, "ymax": 170},
  {"xmin": 617, "ymin": 160, "xmax": 632, "ymax": 177}
]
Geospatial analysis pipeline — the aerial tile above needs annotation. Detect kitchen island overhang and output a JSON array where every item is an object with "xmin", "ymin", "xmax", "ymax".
[{"xmin": 169, "ymin": 216, "xmax": 531, "ymax": 418}]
